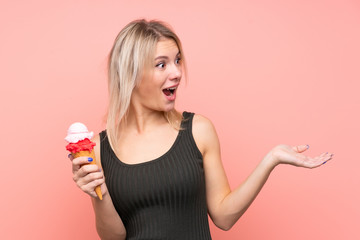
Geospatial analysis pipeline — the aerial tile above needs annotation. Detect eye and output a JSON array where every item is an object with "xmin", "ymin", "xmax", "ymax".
[
  {"xmin": 175, "ymin": 57, "xmax": 181, "ymax": 65},
  {"xmin": 156, "ymin": 62, "xmax": 165, "ymax": 68}
]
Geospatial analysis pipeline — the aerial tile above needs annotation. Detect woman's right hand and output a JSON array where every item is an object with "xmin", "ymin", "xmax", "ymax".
[
  {"xmin": 69, "ymin": 153, "xmax": 126, "ymax": 239},
  {"xmin": 69, "ymin": 155, "xmax": 108, "ymax": 199}
]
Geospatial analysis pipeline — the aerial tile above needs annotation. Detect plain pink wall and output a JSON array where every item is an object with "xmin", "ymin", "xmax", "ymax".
[{"xmin": 1, "ymin": 0, "xmax": 359, "ymax": 239}]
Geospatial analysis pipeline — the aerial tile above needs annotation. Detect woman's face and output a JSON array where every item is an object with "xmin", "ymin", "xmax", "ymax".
[{"xmin": 131, "ymin": 38, "xmax": 182, "ymax": 113}]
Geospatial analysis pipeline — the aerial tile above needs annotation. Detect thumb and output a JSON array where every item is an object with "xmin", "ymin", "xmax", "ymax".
[{"xmin": 292, "ymin": 144, "xmax": 310, "ymax": 153}]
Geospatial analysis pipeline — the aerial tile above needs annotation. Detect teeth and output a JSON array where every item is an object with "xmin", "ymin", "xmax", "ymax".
[{"xmin": 168, "ymin": 87, "xmax": 176, "ymax": 90}]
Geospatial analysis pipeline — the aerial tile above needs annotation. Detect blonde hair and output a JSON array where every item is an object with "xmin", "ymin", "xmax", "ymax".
[{"xmin": 106, "ymin": 19, "xmax": 187, "ymax": 154}]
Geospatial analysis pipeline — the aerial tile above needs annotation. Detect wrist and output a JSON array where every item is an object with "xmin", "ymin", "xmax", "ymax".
[{"xmin": 263, "ymin": 151, "xmax": 279, "ymax": 169}]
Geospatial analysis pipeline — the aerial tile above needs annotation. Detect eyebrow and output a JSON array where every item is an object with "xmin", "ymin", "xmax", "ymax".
[{"xmin": 154, "ymin": 52, "xmax": 181, "ymax": 60}]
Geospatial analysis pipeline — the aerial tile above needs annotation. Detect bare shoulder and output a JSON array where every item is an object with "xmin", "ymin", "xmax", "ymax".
[
  {"xmin": 192, "ymin": 114, "xmax": 220, "ymax": 156},
  {"xmin": 192, "ymin": 114, "xmax": 216, "ymax": 133},
  {"xmin": 92, "ymin": 134, "xmax": 102, "ymax": 168}
]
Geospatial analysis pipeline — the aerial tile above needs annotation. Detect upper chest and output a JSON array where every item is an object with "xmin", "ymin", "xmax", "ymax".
[{"xmin": 115, "ymin": 126, "xmax": 179, "ymax": 165}]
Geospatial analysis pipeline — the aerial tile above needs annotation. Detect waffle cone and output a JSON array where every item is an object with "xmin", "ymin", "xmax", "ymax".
[{"xmin": 72, "ymin": 150, "xmax": 103, "ymax": 200}]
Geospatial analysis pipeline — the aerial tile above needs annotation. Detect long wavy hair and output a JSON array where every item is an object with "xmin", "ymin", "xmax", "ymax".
[{"xmin": 106, "ymin": 19, "xmax": 187, "ymax": 155}]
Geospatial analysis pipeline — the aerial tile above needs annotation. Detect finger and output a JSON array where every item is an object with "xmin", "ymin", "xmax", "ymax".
[
  {"xmin": 74, "ymin": 164, "xmax": 100, "ymax": 181},
  {"xmin": 100, "ymin": 182, "xmax": 108, "ymax": 196},
  {"xmin": 72, "ymin": 157, "xmax": 96, "ymax": 173},
  {"xmin": 88, "ymin": 190, "xmax": 98, "ymax": 198},
  {"xmin": 320, "ymin": 152, "xmax": 334, "ymax": 165},
  {"xmin": 80, "ymin": 178, "xmax": 105, "ymax": 198},
  {"xmin": 292, "ymin": 145, "xmax": 310, "ymax": 153},
  {"xmin": 305, "ymin": 152, "xmax": 334, "ymax": 168},
  {"xmin": 314, "ymin": 152, "xmax": 333, "ymax": 162},
  {"xmin": 76, "ymin": 171, "xmax": 104, "ymax": 187}
]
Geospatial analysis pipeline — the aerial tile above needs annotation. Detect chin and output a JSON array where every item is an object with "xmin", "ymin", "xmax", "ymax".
[{"xmin": 162, "ymin": 103, "xmax": 176, "ymax": 112}]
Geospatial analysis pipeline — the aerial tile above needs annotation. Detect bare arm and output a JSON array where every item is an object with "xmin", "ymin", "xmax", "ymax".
[
  {"xmin": 91, "ymin": 194, "xmax": 126, "ymax": 240},
  {"xmin": 71, "ymin": 134, "xmax": 126, "ymax": 239},
  {"xmin": 192, "ymin": 114, "xmax": 333, "ymax": 231}
]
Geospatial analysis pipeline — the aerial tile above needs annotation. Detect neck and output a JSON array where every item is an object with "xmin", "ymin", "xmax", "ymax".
[{"xmin": 123, "ymin": 106, "xmax": 167, "ymax": 134}]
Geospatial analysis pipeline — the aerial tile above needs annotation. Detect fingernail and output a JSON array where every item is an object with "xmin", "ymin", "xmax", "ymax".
[
  {"xmin": 68, "ymin": 154, "xmax": 72, "ymax": 159},
  {"xmin": 99, "ymin": 168, "xmax": 102, "ymax": 172},
  {"xmin": 306, "ymin": 145, "xmax": 310, "ymax": 149},
  {"xmin": 88, "ymin": 157, "xmax": 93, "ymax": 162},
  {"xmin": 322, "ymin": 161, "xmax": 327, "ymax": 165}
]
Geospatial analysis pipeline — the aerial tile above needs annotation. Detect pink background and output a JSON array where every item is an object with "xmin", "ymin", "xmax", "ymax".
[{"xmin": 1, "ymin": 0, "xmax": 359, "ymax": 239}]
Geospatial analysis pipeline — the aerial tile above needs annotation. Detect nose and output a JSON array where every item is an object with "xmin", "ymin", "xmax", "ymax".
[{"xmin": 169, "ymin": 63, "xmax": 182, "ymax": 81}]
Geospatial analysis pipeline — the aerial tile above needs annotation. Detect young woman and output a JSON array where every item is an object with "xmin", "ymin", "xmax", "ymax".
[{"xmin": 69, "ymin": 19, "xmax": 333, "ymax": 240}]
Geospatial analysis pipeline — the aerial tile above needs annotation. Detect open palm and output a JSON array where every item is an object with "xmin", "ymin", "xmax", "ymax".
[{"xmin": 271, "ymin": 144, "xmax": 333, "ymax": 168}]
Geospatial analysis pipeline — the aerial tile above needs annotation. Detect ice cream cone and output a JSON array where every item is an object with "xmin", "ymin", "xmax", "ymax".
[
  {"xmin": 66, "ymin": 122, "xmax": 102, "ymax": 200},
  {"xmin": 72, "ymin": 150, "xmax": 103, "ymax": 200}
]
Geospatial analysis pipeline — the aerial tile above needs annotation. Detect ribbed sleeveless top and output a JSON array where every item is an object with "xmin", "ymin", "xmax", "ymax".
[{"xmin": 100, "ymin": 112, "xmax": 212, "ymax": 240}]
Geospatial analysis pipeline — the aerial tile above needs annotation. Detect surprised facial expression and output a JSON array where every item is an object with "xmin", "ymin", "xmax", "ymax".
[{"xmin": 132, "ymin": 39, "xmax": 182, "ymax": 112}]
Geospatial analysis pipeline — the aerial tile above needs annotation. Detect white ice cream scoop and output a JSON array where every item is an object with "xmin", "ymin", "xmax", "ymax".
[{"xmin": 65, "ymin": 122, "xmax": 94, "ymax": 143}]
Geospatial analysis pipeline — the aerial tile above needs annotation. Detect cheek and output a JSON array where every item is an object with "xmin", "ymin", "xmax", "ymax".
[
  {"xmin": 137, "ymin": 73, "xmax": 165, "ymax": 97},
  {"xmin": 143, "ymin": 78, "xmax": 163, "ymax": 94},
  {"xmin": 138, "ymin": 83, "xmax": 160, "ymax": 99}
]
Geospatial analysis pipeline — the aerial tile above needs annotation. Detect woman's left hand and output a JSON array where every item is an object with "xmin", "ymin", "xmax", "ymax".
[{"xmin": 268, "ymin": 144, "xmax": 333, "ymax": 169}]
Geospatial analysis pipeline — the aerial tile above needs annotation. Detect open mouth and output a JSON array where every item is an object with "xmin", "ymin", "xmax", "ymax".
[{"xmin": 162, "ymin": 87, "xmax": 176, "ymax": 96}]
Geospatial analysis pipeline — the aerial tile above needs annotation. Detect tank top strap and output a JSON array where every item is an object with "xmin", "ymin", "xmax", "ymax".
[
  {"xmin": 181, "ymin": 111, "xmax": 194, "ymax": 129},
  {"xmin": 181, "ymin": 111, "xmax": 203, "ymax": 160},
  {"xmin": 99, "ymin": 130, "xmax": 105, "ymax": 140},
  {"xmin": 99, "ymin": 130, "xmax": 108, "ymax": 148},
  {"xmin": 99, "ymin": 130, "xmax": 110, "ymax": 171}
]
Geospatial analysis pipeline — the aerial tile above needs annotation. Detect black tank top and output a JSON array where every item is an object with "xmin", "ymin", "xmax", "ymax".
[{"xmin": 100, "ymin": 112, "xmax": 212, "ymax": 240}]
